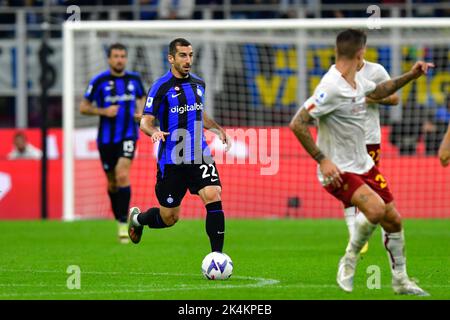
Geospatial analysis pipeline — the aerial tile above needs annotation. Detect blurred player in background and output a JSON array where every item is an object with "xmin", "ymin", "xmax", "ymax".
[
  {"xmin": 8, "ymin": 131, "xmax": 42, "ymax": 160},
  {"xmin": 128, "ymin": 38, "xmax": 231, "ymax": 255},
  {"xmin": 438, "ymin": 122, "xmax": 450, "ymax": 167},
  {"xmin": 290, "ymin": 29, "xmax": 433, "ymax": 296},
  {"xmin": 80, "ymin": 43, "xmax": 146, "ymax": 243},
  {"xmin": 344, "ymin": 60, "xmax": 399, "ymax": 255}
]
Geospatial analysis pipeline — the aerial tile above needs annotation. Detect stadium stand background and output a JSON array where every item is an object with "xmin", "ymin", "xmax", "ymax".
[{"xmin": 0, "ymin": 1, "xmax": 449, "ymax": 219}]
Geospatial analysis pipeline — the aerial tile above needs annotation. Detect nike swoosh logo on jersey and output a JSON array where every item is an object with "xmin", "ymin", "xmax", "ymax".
[
  {"xmin": 171, "ymin": 93, "xmax": 181, "ymax": 98},
  {"xmin": 211, "ymin": 178, "xmax": 218, "ymax": 182}
]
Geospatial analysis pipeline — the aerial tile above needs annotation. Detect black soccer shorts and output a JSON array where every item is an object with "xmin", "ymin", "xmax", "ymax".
[
  {"xmin": 155, "ymin": 162, "xmax": 222, "ymax": 208},
  {"xmin": 98, "ymin": 139, "xmax": 136, "ymax": 172}
]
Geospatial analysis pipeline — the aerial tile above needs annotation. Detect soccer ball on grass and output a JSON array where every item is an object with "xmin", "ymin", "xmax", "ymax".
[{"xmin": 201, "ymin": 252, "xmax": 233, "ymax": 280}]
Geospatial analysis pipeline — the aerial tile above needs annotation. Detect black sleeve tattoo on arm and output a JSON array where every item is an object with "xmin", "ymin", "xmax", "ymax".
[
  {"xmin": 368, "ymin": 71, "xmax": 415, "ymax": 100},
  {"xmin": 290, "ymin": 108, "xmax": 325, "ymax": 163}
]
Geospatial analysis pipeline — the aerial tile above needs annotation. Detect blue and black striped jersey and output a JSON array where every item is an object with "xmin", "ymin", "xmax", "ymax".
[
  {"xmin": 143, "ymin": 70, "xmax": 211, "ymax": 168},
  {"xmin": 84, "ymin": 70, "xmax": 145, "ymax": 145}
]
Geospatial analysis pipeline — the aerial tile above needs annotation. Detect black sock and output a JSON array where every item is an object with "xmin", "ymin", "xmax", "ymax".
[
  {"xmin": 116, "ymin": 186, "xmax": 131, "ymax": 223},
  {"xmin": 137, "ymin": 207, "xmax": 168, "ymax": 229},
  {"xmin": 108, "ymin": 190, "xmax": 120, "ymax": 221},
  {"xmin": 205, "ymin": 201, "xmax": 225, "ymax": 252}
]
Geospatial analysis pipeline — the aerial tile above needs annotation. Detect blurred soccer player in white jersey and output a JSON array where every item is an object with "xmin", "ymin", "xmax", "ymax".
[
  {"xmin": 290, "ymin": 29, "xmax": 433, "ymax": 296},
  {"xmin": 344, "ymin": 60, "xmax": 399, "ymax": 255}
]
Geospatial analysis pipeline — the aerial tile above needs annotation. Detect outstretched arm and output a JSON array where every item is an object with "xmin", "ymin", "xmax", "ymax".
[
  {"xmin": 203, "ymin": 112, "xmax": 231, "ymax": 151},
  {"xmin": 438, "ymin": 123, "xmax": 450, "ymax": 167},
  {"xmin": 289, "ymin": 107, "xmax": 343, "ymax": 187},
  {"xmin": 367, "ymin": 61, "xmax": 434, "ymax": 101}
]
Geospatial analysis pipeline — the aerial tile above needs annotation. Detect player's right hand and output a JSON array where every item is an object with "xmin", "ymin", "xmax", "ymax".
[
  {"xmin": 151, "ymin": 131, "xmax": 170, "ymax": 143},
  {"xmin": 103, "ymin": 105, "xmax": 119, "ymax": 118},
  {"xmin": 319, "ymin": 158, "xmax": 343, "ymax": 188}
]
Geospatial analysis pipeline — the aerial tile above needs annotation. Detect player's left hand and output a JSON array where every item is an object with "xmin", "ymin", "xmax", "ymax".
[
  {"xmin": 410, "ymin": 61, "xmax": 435, "ymax": 79},
  {"xmin": 219, "ymin": 130, "xmax": 232, "ymax": 152}
]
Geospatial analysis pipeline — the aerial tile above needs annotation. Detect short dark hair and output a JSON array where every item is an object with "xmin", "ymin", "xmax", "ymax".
[
  {"xmin": 169, "ymin": 38, "xmax": 192, "ymax": 57},
  {"xmin": 14, "ymin": 131, "xmax": 26, "ymax": 140},
  {"xmin": 336, "ymin": 29, "xmax": 367, "ymax": 59},
  {"xmin": 107, "ymin": 43, "xmax": 127, "ymax": 57}
]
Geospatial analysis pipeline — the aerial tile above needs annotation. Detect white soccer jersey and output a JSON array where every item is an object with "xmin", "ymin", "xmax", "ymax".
[
  {"xmin": 358, "ymin": 60, "xmax": 392, "ymax": 144},
  {"xmin": 7, "ymin": 144, "xmax": 42, "ymax": 160},
  {"xmin": 302, "ymin": 65, "xmax": 376, "ymax": 184}
]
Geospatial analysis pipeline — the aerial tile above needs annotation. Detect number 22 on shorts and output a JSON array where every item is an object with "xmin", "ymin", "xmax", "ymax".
[{"xmin": 200, "ymin": 164, "xmax": 218, "ymax": 182}]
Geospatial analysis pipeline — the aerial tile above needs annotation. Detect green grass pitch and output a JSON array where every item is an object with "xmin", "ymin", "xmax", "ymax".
[{"xmin": 0, "ymin": 219, "xmax": 449, "ymax": 300}]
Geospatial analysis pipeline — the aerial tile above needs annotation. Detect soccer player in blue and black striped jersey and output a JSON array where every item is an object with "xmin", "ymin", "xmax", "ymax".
[
  {"xmin": 127, "ymin": 38, "xmax": 231, "ymax": 255},
  {"xmin": 80, "ymin": 43, "xmax": 146, "ymax": 244}
]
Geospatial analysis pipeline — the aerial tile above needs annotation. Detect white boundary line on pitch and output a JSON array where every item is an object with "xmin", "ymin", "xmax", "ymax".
[
  {"xmin": 1, "ymin": 269, "xmax": 448, "ymax": 298},
  {"xmin": 0, "ymin": 269, "xmax": 280, "ymax": 298}
]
